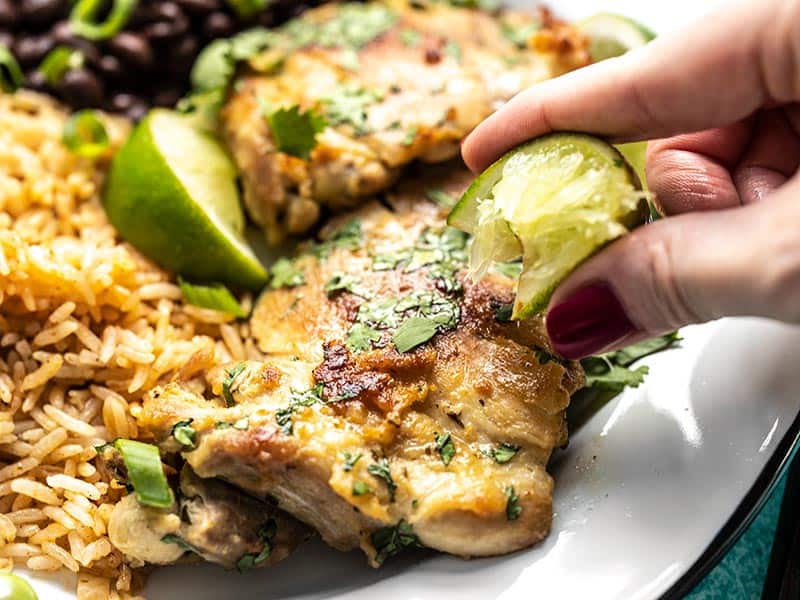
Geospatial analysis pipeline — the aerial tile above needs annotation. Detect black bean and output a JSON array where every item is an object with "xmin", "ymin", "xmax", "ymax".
[
  {"xmin": 175, "ymin": 0, "xmax": 220, "ymax": 16},
  {"xmin": 98, "ymin": 55, "xmax": 124, "ymax": 81},
  {"xmin": 50, "ymin": 20, "xmax": 75, "ymax": 45},
  {"xmin": 125, "ymin": 98, "xmax": 149, "ymax": 122},
  {"xmin": 203, "ymin": 11, "xmax": 235, "ymax": 38},
  {"xmin": 25, "ymin": 70, "xmax": 50, "ymax": 92},
  {"xmin": 107, "ymin": 32, "xmax": 153, "ymax": 71},
  {"xmin": 20, "ymin": 0, "xmax": 67, "ymax": 28},
  {"xmin": 152, "ymin": 87, "xmax": 182, "ymax": 107},
  {"xmin": 0, "ymin": 29, "xmax": 13, "ymax": 50},
  {"xmin": 0, "ymin": 0, "xmax": 18, "ymax": 28},
  {"xmin": 13, "ymin": 35, "xmax": 55, "ymax": 68},
  {"xmin": 143, "ymin": 3, "xmax": 188, "ymax": 40},
  {"xmin": 108, "ymin": 92, "xmax": 136, "ymax": 112},
  {"xmin": 256, "ymin": 11, "xmax": 276, "ymax": 28},
  {"xmin": 58, "ymin": 67, "xmax": 104, "ymax": 108}
]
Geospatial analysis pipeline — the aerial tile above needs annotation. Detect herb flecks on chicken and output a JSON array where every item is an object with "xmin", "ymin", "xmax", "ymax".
[
  {"xmin": 137, "ymin": 163, "xmax": 584, "ymax": 565},
  {"xmin": 222, "ymin": 0, "xmax": 590, "ymax": 243}
]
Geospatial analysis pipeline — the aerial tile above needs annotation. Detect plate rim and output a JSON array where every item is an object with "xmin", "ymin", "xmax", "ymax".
[{"xmin": 661, "ymin": 407, "xmax": 800, "ymax": 599}]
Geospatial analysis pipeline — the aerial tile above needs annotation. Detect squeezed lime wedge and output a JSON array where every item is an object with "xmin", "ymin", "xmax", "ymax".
[
  {"xmin": 578, "ymin": 13, "xmax": 655, "ymax": 62},
  {"xmin": 103, "ymin": 109, "xmax": 268, "ymax": 289},
  {"xmin": 449, "ymin": 133, "xmax": 647, "ymax": 318}
]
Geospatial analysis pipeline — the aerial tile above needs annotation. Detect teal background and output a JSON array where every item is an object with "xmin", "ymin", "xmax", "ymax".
[{"xmin": 686, "ymin": 472, "xmax": 788, "ymax": 599}]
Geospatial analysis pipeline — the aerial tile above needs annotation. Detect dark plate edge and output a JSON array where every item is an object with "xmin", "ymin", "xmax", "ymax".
[{"xmin": 660, "ymin": 407, "xmax": 800, "ymax": 600}]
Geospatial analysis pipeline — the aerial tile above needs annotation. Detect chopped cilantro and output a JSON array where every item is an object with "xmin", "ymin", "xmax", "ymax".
[
  {"xmin": 346, "ymin": 323, "xmax": 383, "ymax": 353},
  {"xmin": 400, "ymin": 29, "xmax": 421, "ymax": 47},
  {"xmin": 270, "ymin": 257, "xmax": 305, "ymax": 289},
  {"xmin": 281, "ymin": 3, "xmax": 397, "ymax": 50},
  {"xmin": 325, "ymin": 273, "xmax": 366, "ymax": 297},
  {"xmin": 444, "ymin": 40, "xmax": 462, "ymax": 62},
  {"xmin": 171, "ymin": 420, "xmax": 196, "ymax": 449},
  {"xmin": 493, "ymin": 302, "xmax": 513, "ymax": 322},
  {"xmin": 321, "ymin": 85, "xmax": 383, "ymax": 136},
  {"xmin": 275, "ymin": 384, "xmax": 324, "ymax": 434},
  {"xmin": 266, "ymin": 105, "xmax": 327, "ymax": 160},
  {"xmin": 339, "ymin": 47, "xmax": 360, "ymax": 70},
  {"xmin": 310, "ymin": 219, "xmax": 363, "ymax": 259},
  {"xmin": 372, "ymin": 253, "xmax": 404, "ymax": 271},
  {"xmin": 402, "ymin": 126, "xmax": 418, "ymax": 146},
  {"xmin": 393, "ymin": 316, "xmax": 439, "ymax": 353},
  {"xmin": 606, "ymin": 332, "xmax": 681, "ymax": 367},
  {"xmin": 161, "ymin": 534, "xmax": 202, "ymax": 555},
  {"xmin": 500, "ymin": 20, "xmax": 540, "ymax": 48},
  {"xmin": 214, "ymin": 417, "xmax": 248, "ymax": 430},
  {"xmin": 352, "ymin": 481, "xmax": 371, "ymax": 496},
  {"xmin": 490, "ymin": 443, "xmax": 519, "ymax": 464},
  {"xmin": 223, "ymin": 363, "xmax": 247, "ymax": 407},
  {"xmin": 343, "ymin": 452, "xmax": 362, "ymax": 472},
  {"xmin": 367, "ymin": 458, "xmax": 397, "ymax": 501},
  {"xmin": 434, "ymin": 432, "xmax": 455, "ymax": 466},
  {"xmin": 236, "ymin": 518, "xmax": 277, "ymax": 572},
  {"xmin": 371, "ymin": 520, "xmax": 422, "ymax": 565},
  {"xmin": 425, "ymin": 188, "xmax": 457, "ymax": 208},
  {"xmin": 505, "ymin": 486, "xmax": 521, "ymax": 520}
]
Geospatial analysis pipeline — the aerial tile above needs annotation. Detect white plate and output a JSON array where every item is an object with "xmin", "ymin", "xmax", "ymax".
[{"xmin": 28, "ymin": 2, "xmax": 800, "ymax": 599}]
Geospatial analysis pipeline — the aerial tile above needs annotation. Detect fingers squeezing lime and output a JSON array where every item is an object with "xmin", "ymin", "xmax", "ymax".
[{"xmin": 449, "ymin": 133, "xmax": 648, "ymax": 318}]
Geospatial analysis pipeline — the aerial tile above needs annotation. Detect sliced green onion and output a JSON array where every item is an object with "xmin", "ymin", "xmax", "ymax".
[
  {"xmin": 39, "ymin": 46, "xmax": 84, "ymax": 86},
  {"xmin": 225, "ymin": 0, "xmax": 270, "ymax": 19},
  {"xmin": 0, "ymin": 45, "xmax": 23, "ymax": 93},
  {"xmin": 69, "ymin": 0, "xmax": 138, "ymax": 41},
  {"xmin": 114, "ymin": 439, "xmax": 174, "ymax": 509},
  {"xmin": 62, "ymin": 110, "xmax": 110, "ymax": 159},
  {"xmin": 191, "ymin": 39, "xmax": 234, "ymax": 93},
  {"xmin": 178, "ymin": 277, "xmax": 247, "ymax": 317}
]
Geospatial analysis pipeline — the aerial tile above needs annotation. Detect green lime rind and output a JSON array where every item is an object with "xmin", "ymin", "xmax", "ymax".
[
  {"xmin": 578, "ymin": 13, "xmax": 655, "ymax": 61},
  {"xmin": 103, "ymin": 109, "xmax": 268, "ymax": 290},
  {"xmin": 449, "ymin": 133, "xmax": 647, "ymax": 319}
]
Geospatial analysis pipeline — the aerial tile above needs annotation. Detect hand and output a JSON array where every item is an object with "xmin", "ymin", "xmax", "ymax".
[{"xmin": 461, "ymin": 0, "xmax": 800, "ymax": 359}]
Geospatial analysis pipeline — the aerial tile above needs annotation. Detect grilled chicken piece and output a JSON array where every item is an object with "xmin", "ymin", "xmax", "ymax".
[
  {"xmin": 223, "ymin": 1, "xmax": 589, "ymax": 243},
  {"xmin": 108, "ymin": 466, "xmax": 309, "ymax": 569},
  {"xmin": 138, "ymin": 163, "xmax": 583, "ymax": 564}
]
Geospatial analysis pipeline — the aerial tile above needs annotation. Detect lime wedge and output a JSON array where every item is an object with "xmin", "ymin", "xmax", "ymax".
[
  {"xmin": 103, "ymin": 109, "xmax": 267, "ymax": 290},
  {"xmin": 449, "ymin": 133, "xmax": 647, "ymax": 318},
  {"xmin": 577, "ymin": 13, "xmax": 656, "ymax": 62}
]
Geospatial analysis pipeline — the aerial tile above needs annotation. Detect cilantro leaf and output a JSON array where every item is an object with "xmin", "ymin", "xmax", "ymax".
[
  {"xmin": 161, "ymin": 534, "xmax": 202, "ymax": 555},
  {"xmin": 500, "ymin": 20, "xmax": 540, "ymax": 48},
  {"xmin": 321, "ymin": 85, "xmax": 382, "ymax": 136},
  {"xmin": 223, "ymin": 362, "xmax": 247, "ymax": 407},
  {"xmin": 434, "ymin": 432, "xmax": 455, "ymax": 466},
  {"xmin": 605, "ymin": 332, "xmax": 681, "ymax": 367},
  {"xmin": 269, "ymin": 258, "xmax": 305, "ymax": 289},
  {"xmin": 235, "ymin": 518, "xmax": 277, "ymax": 572},
  {"xmin": 402, "ymin": 126, "xmax": 418, "ymax": 146},
  {"xmin": 346, "ymin": 323, "xmax": 383, "ymax": 353},
  {"xmin": 505, "ymin": 485, "xmax": 521, "ymax": 520},
  {"xmin": 371, "ymin": 520, "xmax": 421, "ymax": 565},
  {"xmin": 275, "ymin": 384, "xmax": 324, "ymax": 434},
  {"xmin": 425, "ymin": 188, "xmax": 457, "ymax": 208},
  {"xmin": 367, "ymin": 458, "xmax": 396, "ymax": 501},
  {"xmin": 490, "ymin": 443, "xmax": 519, "ymax": 464},
  {"xmin": 266, "ymin": 105, "xmax": 327, "ymax": 159},
  {"xmin": 393, "ymin": 316, "xmax": 439, "ymax": 353},
  {"xmin": 325, "ymin": 273, "xmax": 365, "ymax": 297},
  {"xmin": 310, "ymin": 218, "xmax": 363, "ymax": 259}
]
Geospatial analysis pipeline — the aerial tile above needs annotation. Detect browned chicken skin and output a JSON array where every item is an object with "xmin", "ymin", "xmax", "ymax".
[
  {"xmin": 137, "ymin": 163, "xmax": 583, "ymax": 565},
  {"xmin": 222, "ymin": 0, "xmax": 589, "ymax": 243}
]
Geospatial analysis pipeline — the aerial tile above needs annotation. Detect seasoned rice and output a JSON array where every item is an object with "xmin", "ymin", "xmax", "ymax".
[{"xmin": 0, "ymin": 90, "xmax": 259, "ymax": 598}]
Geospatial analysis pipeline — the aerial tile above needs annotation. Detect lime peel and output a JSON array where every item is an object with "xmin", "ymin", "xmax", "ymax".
[{"xmin": 449, "ymin": 133, "xmax": 649, "ymax": 318}]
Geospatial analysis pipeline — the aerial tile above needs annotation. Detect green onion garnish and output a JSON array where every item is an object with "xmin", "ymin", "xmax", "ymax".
[
  {"xmin": 69, "ymin": 0, "xmax": 138, "ymax": 41},
  {"xmin": 39, "ymin": 46, "xmax": 84, "ymax": 86},
  {"xmin": 62, "ymin": 110, "xmax": 110, "ymax": 159},
  {"xmin": 225, "ymin": 0, "xmax": 270, "ymax": 19},
  {"xmin": 0, "ymin": 45, "xmax": 23, "ymax": 93},
  {"xmin": 114, "ymin": 439, "xmax": 174, "ymax": 509},
  {"xmin": 178, "ymin": 277, "xmax": 247, "ymax": 318}
]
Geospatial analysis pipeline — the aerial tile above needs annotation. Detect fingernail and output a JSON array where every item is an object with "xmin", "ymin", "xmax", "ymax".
[{"xmin": 546, "ymin": 282, "xmax": 639, "ymax": 359}]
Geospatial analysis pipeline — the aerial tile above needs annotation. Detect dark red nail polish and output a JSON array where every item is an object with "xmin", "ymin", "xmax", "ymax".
[{"xmin": 546, "ymin": 282, "xmax": 638, "ymax": 359}]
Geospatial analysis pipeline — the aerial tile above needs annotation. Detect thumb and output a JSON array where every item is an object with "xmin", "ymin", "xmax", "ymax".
[{"xmin": 544, "ymin": 177, "xmax": 800, "ymax": 359}]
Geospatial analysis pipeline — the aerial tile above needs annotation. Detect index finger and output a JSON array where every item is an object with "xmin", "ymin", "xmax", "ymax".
[{"xmin": 462, "ymin": 0, "xmax": 785, "ymax": 172}]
